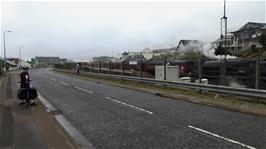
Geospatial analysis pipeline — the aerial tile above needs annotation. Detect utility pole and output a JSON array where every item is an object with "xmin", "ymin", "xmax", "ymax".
[
  {"xmin": 19, "ymin": 45, "xmax": 24, "ymax": 69},
  {"xmin": 3, "ymin": 31, "xmax": 12, "ymax": 70},
  {"xmin": 220, "ymin": 0, "xmax": 227, "ymax": 85}
]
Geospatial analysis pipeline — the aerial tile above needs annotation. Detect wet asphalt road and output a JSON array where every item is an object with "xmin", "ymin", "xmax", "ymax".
[{"xmin": 30, "ymin": 68, "xmax": 266, "ymax": 149}]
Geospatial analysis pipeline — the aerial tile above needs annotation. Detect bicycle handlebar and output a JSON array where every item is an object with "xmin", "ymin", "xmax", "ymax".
[{"xmin": 17, "ymin": 80, "xmax": 33, "ymax": 83}]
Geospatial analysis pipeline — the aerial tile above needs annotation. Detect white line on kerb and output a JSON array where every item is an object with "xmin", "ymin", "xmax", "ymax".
[
  {"xmin": 50, "ymin": 78, "xmax": 57, "ymax": 82},
  {"xmin": 75, "ymin": 86, "xmax": 93, "ymax": 94},
  {"xmin": 60, "ymin": 81, "xmax": 70, "ymax": 86},
  {"xmin": 105, "ymin": 97, "xmax": 153, "ymax": 115},
  {"xmin": 188, "ymin": 125, "xmax": 256, "ymax": 149}
]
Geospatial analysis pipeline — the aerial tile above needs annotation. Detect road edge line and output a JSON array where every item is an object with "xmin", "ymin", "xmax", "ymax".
[{"xmin": 37, "ymin": 91, "xmax": 95, "ymax": 149}]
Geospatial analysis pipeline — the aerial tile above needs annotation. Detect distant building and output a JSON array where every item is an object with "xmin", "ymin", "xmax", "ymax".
[
  {"xmin": 1, "ymin": 57, "xmax": 17, "ymax": 66},
  {"xmin": 7, "ymin": 58, "xmax": 19, "ymax": 65},
  {"xmin": 231, "ymin": 22, "xmax": 266, "ymax": 53},
  {"xmin": 0, "ymin": 57, "xmax": 17, "ymax": 71},
  {"xmin": 121, "ymin": 52, "xmax": 129, "ymax": 61},
  {"xmin": 92, "ymin": 56, "xmax": 118, "ymax": 63},
  {"xmin": 123, "ymin": 47, "xmax": 176, "ymax": 61},
  {"xmin": 6, "ymin": 58, "xmax": 31, "ymax": 69},
  {"xmin": 213, "ymin": 34, "xmax": 234, "ymax": 51},
  {"xmin": 126, "ymin": 54, "xmax": 146, "ymax": 62},
  {"xmin": 35, "ymin": 56, "xmax": 60, "ymax": 67},
  {"xmin": 214, "ymin": 22, "xmax": 266, "ymax": 54},
  {"xmin": 153, "ymin": 47, "xmax": 176, "ymax": 56},
  {"xmin": 60, "ymin": 58, "xmax": 68, "ymax": 63},
  {"xmin": 177, "ymin": 40, "xmax": 203, "ymax": 51},
  {"xmin": 128, "ymin": 51, "xmax": 142, "ymax": 57}
]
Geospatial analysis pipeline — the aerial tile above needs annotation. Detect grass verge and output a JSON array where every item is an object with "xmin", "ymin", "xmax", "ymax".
[{"xmin": 53, "ymin": 68, "xmax": 266, "ymax": 117}]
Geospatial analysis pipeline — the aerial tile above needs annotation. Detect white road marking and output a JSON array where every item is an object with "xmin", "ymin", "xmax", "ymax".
[
  {"xmin": 36, "ymin": 90, "xmax": 95, "ymax": 148},
  {"xmin": 75, "ymin": 86, "xmax": 93, "ymax": 94},
  {"xmin": 105, "ymin": 97, "xmax": 153, "ymax": 115},
  {"xmin": 50, "ymin": 78, "xmax": 57, "ymax": 82},
  {"xmin": 37, "ymin": 92, "xmax": 57, "ymax": 112},
  {"xmin": 188, "ymin": 125, "xmax": 256, "ymax": 149},
  {"xmin": 60, "ymin": 81, "xmax": 70, "ymax": 86}
]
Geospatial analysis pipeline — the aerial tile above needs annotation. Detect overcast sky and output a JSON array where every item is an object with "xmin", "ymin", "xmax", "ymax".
[{"xmin": 1, "ymin": 0, "xmax": 265, "ymax": 61}]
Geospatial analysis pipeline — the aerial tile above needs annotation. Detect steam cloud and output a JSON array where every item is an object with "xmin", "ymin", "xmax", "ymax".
[{"xmin": 177, "ymin": 40, "xmax": 237, "ymax": 59}]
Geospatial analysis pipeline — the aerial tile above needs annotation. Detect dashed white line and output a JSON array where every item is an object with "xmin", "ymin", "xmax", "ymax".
[
  {"xmin": 60, "ymin": 81, "xmax": 70, "ymax": 86},
  {"xmin": 50, "ymin": 78, "xmax": 57, "ymax": 82},
  {"xmin": 188, "ymin": 125, "xmax": 256, "ymax": 149},
  {"xmin": 74, "ymin": 86, "xmax": 93, "ymax": 94},
  {"xmin": 105, "ymin": 97, "xmax": 153, "ymax": 115}
]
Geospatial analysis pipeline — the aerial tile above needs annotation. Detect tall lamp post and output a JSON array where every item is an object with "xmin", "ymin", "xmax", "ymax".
[
  {"xmin": 19, "ymin": 45, "xmax": 24, "ymax": 69},
  {"xmin": 3, "ymin": 30, "xmax": 12, "ymax": 70},
  {"xmin": 220, "ymin": 0, "xmax": 227, "ymax": 85}
]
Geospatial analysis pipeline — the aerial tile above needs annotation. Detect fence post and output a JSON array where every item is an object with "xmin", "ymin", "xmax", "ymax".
[
  {"xmin": 164, "ymin": 59, "xmax": 167, "ymax": 80},
  {"xmin": 109, "ymin": 61, "xmax": 111, "ymax": 74},
  {"xmin": 255, "ymin": 55, "xmax": 260, "ymax": 89},
  {"xmin": 99, "ymin": 61, "xmax": 101, "ymax": 73},
  {"xmin": 199, "ymin": 57, "xmax": 202, "ymax": 84},
  {"xmin": 122, "ymin": 61, "xmax": 125, "ymax": 75},
  {"xmin": 140, "ymin": 60, "xmax": 142, "ymax": 78}
]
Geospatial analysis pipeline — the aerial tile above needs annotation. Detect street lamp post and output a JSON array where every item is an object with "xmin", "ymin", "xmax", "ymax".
[
  {"xmin": 3, "ymin": 31, "xmax": 12, "ymax": 70},
  {"xmin": 220, "ymin": 0, "xmax": 227, "ymax": 85},
  {"xmin": 19, "ymin": 45, "xmax": 24, "ymax": 69}
]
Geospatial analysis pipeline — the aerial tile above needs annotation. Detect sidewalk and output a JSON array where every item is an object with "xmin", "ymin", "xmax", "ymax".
[{"xmin": 0, "ymin": 72, "xmax": 76, "ymax": 149}]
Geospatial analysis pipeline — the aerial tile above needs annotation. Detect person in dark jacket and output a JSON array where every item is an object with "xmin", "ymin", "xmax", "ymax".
[
  {"xmin": 19, "ymin": 67, "xmax": 36, "ymax": 105},
  {"xmin": 20, "ymin": 67, "xmax": 30, "ymax": 88}
]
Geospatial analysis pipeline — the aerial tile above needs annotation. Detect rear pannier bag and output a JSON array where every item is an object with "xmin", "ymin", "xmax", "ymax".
[{"xmin": 17, "ymin": 88, "xmax": 38, "ymax": 100}]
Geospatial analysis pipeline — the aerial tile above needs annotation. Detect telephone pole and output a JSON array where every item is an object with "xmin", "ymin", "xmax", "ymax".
[
  {"xmin": 3, "ymin": 31, "xmax": 12, "ymax": 68},
  {"xmin": 220, "ymin": 0, "xmax": 227, "ymax": 85},
  {"xmin": 19, "ymin": 45, "xmax": 24, "ymax": 69}
]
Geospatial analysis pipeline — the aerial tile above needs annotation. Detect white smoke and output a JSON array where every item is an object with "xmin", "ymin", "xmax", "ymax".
[
  {"xmin": 227, "ymin": 76, "xmax": 246, "ymax": 88},
  {"xmin": 229, "ymin": 81, "xmax": 246, "ymax": 88},
  {"xmin": 177, "ymin": 40, "xmax": 238, "ymax": 59}
]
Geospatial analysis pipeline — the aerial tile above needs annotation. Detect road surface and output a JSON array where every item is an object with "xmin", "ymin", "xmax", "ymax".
[{"xmin": 30, "ymin": 68, "xmax": 266, "ymax": 149}]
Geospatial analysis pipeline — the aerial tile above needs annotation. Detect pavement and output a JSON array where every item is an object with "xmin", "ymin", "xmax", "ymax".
[
  {"xmin": 29, "ymin": 68, "xmax": 266, "ymax": 149},
  {"xmin": 0, "ymin": 72, "xmax": 76, "ymax": 149}
]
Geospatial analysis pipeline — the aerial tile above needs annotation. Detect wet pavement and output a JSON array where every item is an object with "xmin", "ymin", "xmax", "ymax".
[{"xmin": 0, "ymin": 72, "xmax": 75, "ymax": 149}]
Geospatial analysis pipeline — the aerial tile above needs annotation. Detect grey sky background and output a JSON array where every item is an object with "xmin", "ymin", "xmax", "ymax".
[{"xmin": 1, "ymin": 1, "xmax": 265, "ymax": 61}]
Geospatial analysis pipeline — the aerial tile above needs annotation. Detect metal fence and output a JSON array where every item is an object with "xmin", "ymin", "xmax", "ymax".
[
  {"xmin": 54, "ymin": 68, "xmax": 266, "ymax": 99},
  {"xmin": 54, "ymin": 59, "xmax": 266, "ymax": 90}
]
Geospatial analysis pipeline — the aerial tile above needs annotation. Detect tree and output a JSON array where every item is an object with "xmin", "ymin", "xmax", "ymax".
[
  {"xmin": 0, "ymin": 60, "xmax": 4, "ymax": 76},
  {"xmin": 214, "ymin": 44, "xmax": 224, "ymax": 56},
  {"xmin": 214, "ymin": 44, "xmax": 232, "ymax": 56}
]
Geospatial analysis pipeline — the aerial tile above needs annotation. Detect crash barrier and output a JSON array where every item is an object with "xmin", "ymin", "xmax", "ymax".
[{"xmin": 54, "ymin": 68, "xmax": 266, "ymax": 99}]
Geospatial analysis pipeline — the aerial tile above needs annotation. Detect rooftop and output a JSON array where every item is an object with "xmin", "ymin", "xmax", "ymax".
[
  {"xmin": 35, "ymin": 56, "xmax": 60, "ymax": 64},
  {"xmin": 234, "ymin": 22, "xmax": 266, "ymax": 32}
]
